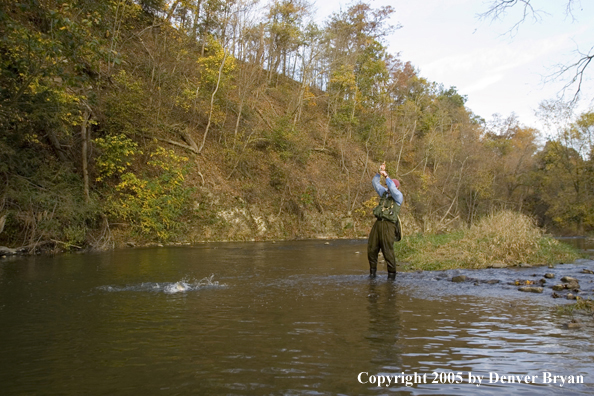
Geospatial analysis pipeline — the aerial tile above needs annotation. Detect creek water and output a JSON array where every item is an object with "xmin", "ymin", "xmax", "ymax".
[{"xmin": 1, "ymin": 239, "xmax": 593, "ymax": 395}]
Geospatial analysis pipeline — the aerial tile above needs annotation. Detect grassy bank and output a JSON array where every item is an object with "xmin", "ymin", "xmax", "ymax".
[
  {"xmin": 555, "ymin": 299, "xmax": 594, "ymax": 315},
  {"xmin": 394, "ymin": 211, "xmax": 582, "ymax": 271}
]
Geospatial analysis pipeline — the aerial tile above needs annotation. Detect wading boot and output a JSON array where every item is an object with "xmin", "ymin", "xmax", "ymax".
[
  {"xmin": 370, "ymin": 268, "xmax": 377, "ymax": 278},
  {"xmin": 387, "ymin": 272, "xmax": 396, "ymax": 280}
]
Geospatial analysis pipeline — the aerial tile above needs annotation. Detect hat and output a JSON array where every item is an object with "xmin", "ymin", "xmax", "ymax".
[{"xmin": 390, "ymin": 178, "xmax": 400, "ymax": 189}]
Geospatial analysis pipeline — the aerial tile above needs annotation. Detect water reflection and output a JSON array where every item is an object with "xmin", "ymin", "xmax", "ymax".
[
  {"xmin": 557, "ymin": 237, "xmax": 594, "ymax": 253},
  {"xmin": 0, "ymin": 240, "xmax": 593, "ymax": 395},
  {"xmin": 366, "ymin": 281, "xmax": 402, "ymax": 369}
]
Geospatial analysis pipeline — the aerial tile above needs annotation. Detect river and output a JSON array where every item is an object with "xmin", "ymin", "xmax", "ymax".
[{"xmin": 1, "ymin": 239, "xmax": 593, "ymax": 395}]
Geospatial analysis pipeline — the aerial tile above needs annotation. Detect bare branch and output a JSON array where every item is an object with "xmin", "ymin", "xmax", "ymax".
[
  {"xmin": 565, "ymin": 0, "xmax": 580, "ymax": 21},
  {"xmin": 548, "ymin": 45, "xmax": 594, "ymax": 104},
  {"xmin": 478, "ymin": 0, "xmax": 542, "ymax": 36},
  {"xmin": 480, "ymin": 0, "xmax": 591, "ymax": 100}
]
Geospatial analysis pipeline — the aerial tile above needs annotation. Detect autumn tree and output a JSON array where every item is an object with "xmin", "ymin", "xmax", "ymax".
[
  {"xmin": 483, "ymin": 114, "xmax": 539, "ymax": 207},
  {"xmin": 265, "ymin": 0, "xmax": 309, "ymax": 84}
]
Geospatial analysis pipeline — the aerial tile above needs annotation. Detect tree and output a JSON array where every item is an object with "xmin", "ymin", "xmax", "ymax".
[
  {"xmin": 483, "ymin": 115, "xmax": 539, "ymax": 208},
  {"xmin": 265, "ymin": 0, "xmax": 309, "ymax": 83},
  {"xmin": 526, "ymin": 109, "xmax": 594, "ymax": 233}
]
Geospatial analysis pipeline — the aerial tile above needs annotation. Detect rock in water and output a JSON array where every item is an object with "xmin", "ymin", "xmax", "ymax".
[
  {"xmin": 544, "ymin": 273, "xmax": 555, "ymax": 279},
  {"xmin": 561, "ymin": 276, "xmax": 578, "ymax": 283},
  {"xmin": 490, "ymin": 263, "xmax": 507, "ymax": 268},
  {"xmin": 451, "ymin": 275, "xmax": 467, "ymax": 283},
  {"xmin": 0, "ymin": 246, "xmax": 17, "ymax": 256},
  {"xmin": 566, "ymin": 281, "xmax": 580, "ymax": 290},
  {"xmin": 518, "ymin": 286, "xmax": 543, "ymax": 293},
  {"xmin": 565, "ymin": 322, "xmax": 583, "ymax": 329}
]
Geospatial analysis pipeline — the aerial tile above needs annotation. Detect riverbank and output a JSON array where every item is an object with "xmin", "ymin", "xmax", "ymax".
[{"xmin": 394, "ymin": 211, "xmax": 583, "ymax": 272}]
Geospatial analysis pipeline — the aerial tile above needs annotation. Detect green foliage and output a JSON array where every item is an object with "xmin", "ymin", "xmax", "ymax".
[
  {"xmin": 107, "ymin": 147, "xmax": 194, "ymax": 241},
  {"xmin": 0, "ymin": 154, "xmax": 99, "ymax": 248},
  {"xmin": 0, "ymin": 1, "xmax": 104, "ymax": 137},
  {"xmin": 299, "ymin": 186, "xmax": 316, "ymax": 207},
  {"xmin": 266, "ymin": 116, "xmax": 309, "ymax": 163},
  {"xmin": 394, "ymin": 231, "xmax": 465, "ymax": 271},
  {"xmin": 104, "ymin": 70, "xmax": 151, "ymax": 135},
  {"xmin": 529, "ymin": 135, "xmax": 594, "ymax": 233},
  {"xmin": 438, "ymin": 86, "xmax": 467, "ymax": 108}
]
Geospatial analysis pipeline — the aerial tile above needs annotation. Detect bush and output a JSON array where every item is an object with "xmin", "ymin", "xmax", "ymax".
[
  {"xmin": 0, "ymin": 157, "xmax": 100, "ymax": 249},
  {"xmin": 394, "ymin": 210, "xmax": 581, "ymax": 271},
  {"xmin": 94, "ymin": 133, "xmax": 141, "ymax": 181},
  {"xmin": 106, "ymin": 147, "xmax": 194, "ymax": 241}
]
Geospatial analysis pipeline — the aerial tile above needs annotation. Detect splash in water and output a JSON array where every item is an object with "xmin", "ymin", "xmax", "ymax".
[
  {"xmin": 98, "ymin": 274, "xmax": 223, "ymax": 294},
  {"xmin": 163, "ymin": 275, "xmax": 221, "ymax": 294}
]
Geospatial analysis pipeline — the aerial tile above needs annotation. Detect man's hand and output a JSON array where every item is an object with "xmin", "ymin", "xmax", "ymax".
[
  {"xmin": 380, "ymin": 170, "xmax": 388, "ymax": 178},
  {"xmin": 379, "ymin": 161, "xmax": 386, "ymax": 172}
]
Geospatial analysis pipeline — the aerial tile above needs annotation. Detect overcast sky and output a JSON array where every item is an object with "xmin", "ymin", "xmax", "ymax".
[{"xmin": 313, "ymin": 0, "xmax": 594, "ymax": 133}]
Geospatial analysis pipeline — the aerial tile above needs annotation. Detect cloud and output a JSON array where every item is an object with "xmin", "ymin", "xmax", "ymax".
[
  {"xmin": 462, "ymin": 74, "xmax": 504, "ymax": 93},
  {"xmin": 422, "ymin": 33, "xmax": 571, "ymax": 79}
]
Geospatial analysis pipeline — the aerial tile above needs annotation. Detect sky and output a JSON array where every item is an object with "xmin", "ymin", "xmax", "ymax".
[{"xmin": 312, "ymin": 0, "xmax": 594, "ymax": 133}]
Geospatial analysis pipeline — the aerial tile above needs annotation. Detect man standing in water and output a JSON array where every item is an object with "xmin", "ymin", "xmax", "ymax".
[{"xmin": 368, "ymin": 162, "xmax": 403, "ymax": 280}]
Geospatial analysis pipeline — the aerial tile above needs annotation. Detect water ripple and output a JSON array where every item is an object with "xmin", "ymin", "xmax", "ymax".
[{"xmin": 97, "ymin": 274, "xmax": 225, "ymax": 294}]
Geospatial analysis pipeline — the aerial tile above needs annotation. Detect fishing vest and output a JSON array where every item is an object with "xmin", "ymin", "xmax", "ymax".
[{"xmin": 372, "ymin": 192, "xmax": 400, "ymax": 223}]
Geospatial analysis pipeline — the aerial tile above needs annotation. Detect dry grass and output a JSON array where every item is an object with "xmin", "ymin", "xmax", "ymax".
[{"xmin": 395, "ymin": 210, "xmax": 581, "ymax": 271}]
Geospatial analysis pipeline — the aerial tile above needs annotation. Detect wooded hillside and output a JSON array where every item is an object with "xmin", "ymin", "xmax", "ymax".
[{"xmin": 1, "ymin": 0, "xmax": 593, "ymax": 252}]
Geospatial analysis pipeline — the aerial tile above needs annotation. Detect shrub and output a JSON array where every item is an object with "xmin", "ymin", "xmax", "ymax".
[
  {"xmin": 0, "ymin": 157, "xmax": 100, "ymax": 249},
  {"xmin": 94, "ymin": 133, "xmax": 141, "ymax": 181},
  {"xmin": 107, "ymin": 147, "xmax": 193, "ymax": 241},
  {"xmin": 394, "ymin": 210, "xmax": 581, "ymax": 271}
]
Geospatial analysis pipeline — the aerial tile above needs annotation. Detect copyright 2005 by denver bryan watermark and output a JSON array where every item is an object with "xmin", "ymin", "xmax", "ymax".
[{"xmin": 357, "ymin": 371, "xmax": 585, "ymax": 388}]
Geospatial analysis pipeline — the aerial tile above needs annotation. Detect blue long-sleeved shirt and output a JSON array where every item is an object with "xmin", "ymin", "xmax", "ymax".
[{"xmin": 372, "ymin": 173, "xmax": 403, "ymax": 206}]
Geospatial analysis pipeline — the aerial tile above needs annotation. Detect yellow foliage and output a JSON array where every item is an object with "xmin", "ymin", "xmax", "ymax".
[
  {"xmin": 197, "ymin": 36, "xmax": 236, "ymax": 87},
  {"xmin": 107, "ymin": 146, "xmax": 192, "ymax": 241},
  {"xmin": 355, "ymin": 196, "xmax": 378, "ymax": 217},
  {"xmin": 94, "ymin": 134, "xmax": 141, "ymax": 181}
]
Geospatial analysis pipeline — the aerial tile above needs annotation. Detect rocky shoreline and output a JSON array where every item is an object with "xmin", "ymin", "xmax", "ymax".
[
  {"xmin": 443, "ymin": 260, "xmax": 594, "ymax": 303},
  {"xmin": 378, "ymin": 255, "xmax": 594, "ymax": 329},
  {"xmin": 420, "ymin": 259, "xmax": 594, "ymax": 330}
]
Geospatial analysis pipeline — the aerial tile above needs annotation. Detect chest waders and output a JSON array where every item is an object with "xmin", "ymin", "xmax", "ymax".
[
  {"xmin": 368, "ymin": 192, "xmax": 401, "ymax": 279},
  {"xmin": 373, "ymin": 192, "xmax": 400, "ymax": 223}
]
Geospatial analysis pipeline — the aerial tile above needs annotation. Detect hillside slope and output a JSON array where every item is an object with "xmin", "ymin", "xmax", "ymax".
[{"xmin": 2, "ymin": 0, "xmax": 591, "ymax": 253}]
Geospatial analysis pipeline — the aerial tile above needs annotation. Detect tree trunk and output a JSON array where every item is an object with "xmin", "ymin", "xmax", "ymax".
[
  {"xmin": 234, "ymin": 96, "xmax": 245, "ymax": 139},
  {"xmin": 81, "ymin": 110, "xmax": 91, "ymax": 203},
  {"xmin": 166, "ymin": 0, "xmax": 181, "ymax": 22},
  {"xmin": 46, "ymin": 129, "xmax": 66, "ymax": 162},
  {"xmin": 199, "ymin": 48, "xmax": 228, "ymax": 153}
]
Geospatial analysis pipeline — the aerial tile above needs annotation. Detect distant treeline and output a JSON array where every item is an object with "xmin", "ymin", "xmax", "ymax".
[{"xmin": 0, "ymin": 0, "xmax": 592, "ymax": 251}]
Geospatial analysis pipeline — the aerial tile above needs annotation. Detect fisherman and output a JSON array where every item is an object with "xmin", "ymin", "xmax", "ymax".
[{"xmin": 368, "ymin": 162, "xmax": 403, "ymax": 280}]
